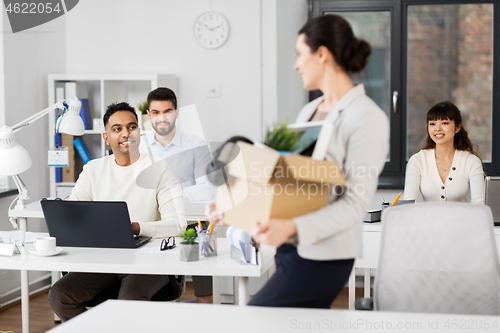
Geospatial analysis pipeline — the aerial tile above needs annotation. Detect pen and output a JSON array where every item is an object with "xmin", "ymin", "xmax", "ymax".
[
  {"xmin": 380, "ymin": 197, "xmax": 385, "ymax": 203},
  {"xmin": 211, "ymin": 224, "xmax": 218, "ymax": 254},
  {"xmin": 197, "ymin": 220, "xmax": 203, "ymax": 231},
  {"xmin": 392, "ymin": 192, "xmax": 401, "ymax": 206},
  {"xmin": 206, "ymin": 222, "xmax": 215, "ymax": 255}
]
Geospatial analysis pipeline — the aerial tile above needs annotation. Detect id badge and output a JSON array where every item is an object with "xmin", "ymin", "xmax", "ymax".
[{"xmin": 47, "ymin": 147, "xmax": 69, "ymax": 167}]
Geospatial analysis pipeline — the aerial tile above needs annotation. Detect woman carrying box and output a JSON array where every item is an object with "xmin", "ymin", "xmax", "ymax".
[
  {"xmin": 404, "ymin": 101, "xmax": 484, "ymax": 204},
  {"xmin": 207, "ymin": 15, "xmax": 389, "ymax": 308}
]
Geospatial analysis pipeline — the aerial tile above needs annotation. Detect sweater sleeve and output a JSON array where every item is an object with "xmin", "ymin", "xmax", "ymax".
[
  {"xmin": 404, "ymin": 154, "xmax": 421, "ymax": 201},
  {"xmin": 468, "ymin": 155, "xmax": 485, "ymax": 204},
  {"xmin": 138, "ymin": 163, "xmax": 187, "ymax": 238},
  {"xmin": 69, "ymin": 162, "xmax": 94, "ymax": 201}
]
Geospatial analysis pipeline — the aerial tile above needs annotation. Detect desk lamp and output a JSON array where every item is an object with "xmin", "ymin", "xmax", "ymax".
[{"xmin": 0, "ymin": 98, "xmax": 84, "ymax": 228}]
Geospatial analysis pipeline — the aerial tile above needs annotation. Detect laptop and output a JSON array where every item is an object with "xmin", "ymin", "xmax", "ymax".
[
  {"xmin": 40, "ymin": 199, "xmax": 151, "ymax": 248},
  {"xmin": 484, "ymin": 176, "xmax": 500, "ymax": 226}
]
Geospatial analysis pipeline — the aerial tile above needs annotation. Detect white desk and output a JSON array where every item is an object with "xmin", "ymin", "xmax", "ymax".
[
  {"xmin": 49, "ymin": 299, "xmax": 500, "ymax": 333},
  {"xmin": 348, "ymin": 223, "xmax": 500, "ymax": 309},
  {"xmin": 8, "ymin": 200, "xmax": 208, "ymax": 230},
  {"xmin": 6, "ymin": 200, "xmax": 213, "ymax": 333},
  {"xmin": 0, "ymin": 237, "xmax": 275, "ymax": 333}
]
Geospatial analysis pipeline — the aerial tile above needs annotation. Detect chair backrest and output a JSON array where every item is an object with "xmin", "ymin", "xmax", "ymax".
[{"xmin": 373, "ymin": 202, "xmax": 500, "ymax": 315}]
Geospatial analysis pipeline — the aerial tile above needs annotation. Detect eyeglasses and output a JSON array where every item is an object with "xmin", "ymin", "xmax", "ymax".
[{"xmin": 160, "ymin": 237, "xmax": 176, "ymax": 251}]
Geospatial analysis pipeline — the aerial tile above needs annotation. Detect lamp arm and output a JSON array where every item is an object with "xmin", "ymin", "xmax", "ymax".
[
  {"xmin": 7, "ymin": 175, "xmax": 28, "ymax": 229},
  {"xmin": 11, "ymin": 101, "xmax": 66, "ymax": 133},
  {"xmin": 11, "ymin": 174, "xmax": 29, "ymax": 209}
]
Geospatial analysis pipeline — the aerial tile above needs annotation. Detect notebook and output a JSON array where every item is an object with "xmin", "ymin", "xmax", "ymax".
[
  {"xmin": 40, "ymin": 199, "xmax": 151, "ymax": 248},
  {"xmin": 484, "ymin": 176, "xmax": 500, "ymax": 226},
  {"xmin": 287, "ymin": 121, "xmax": 334, "ymax": 160}
]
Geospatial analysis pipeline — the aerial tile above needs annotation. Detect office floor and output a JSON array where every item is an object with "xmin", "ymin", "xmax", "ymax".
[{"xmin": 0, "ymin": 284, "xmax": 364, "ymax": 333}]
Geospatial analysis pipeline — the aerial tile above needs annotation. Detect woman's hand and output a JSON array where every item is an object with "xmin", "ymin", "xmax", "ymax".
[
  {"xmin": 251, "ymin": 218, "xmax": 297, "ymax": 248},
  {"xmin": 204, "ymin": 201, "xmax": 225, "ymax": 226}
]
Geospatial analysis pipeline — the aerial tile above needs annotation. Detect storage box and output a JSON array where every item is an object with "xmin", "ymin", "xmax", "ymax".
[
  {"xmin": 215, "ymin": 142, "xmax": 346, "ymax": 232},
  {"xmin": 60, "ymin": 134, "xmax": 75, "ymax": 182},
  {"xmin": 363, "ymin": 210, "xmax": 381, "ymax": 223}
]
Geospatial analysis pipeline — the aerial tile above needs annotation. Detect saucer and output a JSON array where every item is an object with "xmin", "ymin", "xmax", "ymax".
[{"xmin": 28, "ymin": 247, "xmax": 63, "ymax": 257}]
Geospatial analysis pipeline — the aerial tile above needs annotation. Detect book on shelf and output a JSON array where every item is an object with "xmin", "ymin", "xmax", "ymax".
[
  {"xmin": 73, "ymin": 138, "xmax": 93, "ymax": 165},
  {"xmin": 65, "ymin": 81, "xmax": 89, "ymax": 100},
  {"xmin": 79, "ymin": 98, "xmax": 92, "ymax": 130},
  {"xmin": 54, "ymin": 133, "xmax": 62, "ymax": 183},
  {"xmin": 60, "ymin": 134, "xmax": 76, "ymax": 182},
  {"xmin": 55, "ymin": 81, "xmax": 65, "ymax": 102},
  {"xmin": 61, "ymin": 82, "xmax": 92, "ymax": 129}
]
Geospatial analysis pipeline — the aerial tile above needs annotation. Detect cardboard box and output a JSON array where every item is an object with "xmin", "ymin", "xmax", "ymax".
[
  {"xmin": 60, "ymin": 134, "xmax": 75, "ymax": 182},
  {"xmin": 215, "ymin": 142, "xmax": 346, "ymax": 232}
]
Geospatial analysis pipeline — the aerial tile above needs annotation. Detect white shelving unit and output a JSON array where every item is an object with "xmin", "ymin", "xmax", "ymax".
[{"xmin": 47, "ymin": 74, "xmax": 179, "ymax": 198}]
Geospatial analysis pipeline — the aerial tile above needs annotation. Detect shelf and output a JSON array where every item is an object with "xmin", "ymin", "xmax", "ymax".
[
  {"xmin": 84, "ymin": 130, "xmax": 104, "ymax": 135},
  {"xmin": 55, "ymin": 182, "xmax": 76, "ymax": 187},
  {"xmin": 48, "ymin": 74, "xmax": 179, "ymax": 198}
]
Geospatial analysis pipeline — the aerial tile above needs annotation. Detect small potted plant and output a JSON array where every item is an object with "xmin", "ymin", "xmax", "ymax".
[
  {"xmin": 264, "ymin": 121, "xmax": 300, "ymax": 152},
  {"xmin": 137, "ymin": 100, "xmax": 152, "ymax": 131},
  {"xmin": 179, "ymin": 228, "xmax": 199, "ymax": 262}
]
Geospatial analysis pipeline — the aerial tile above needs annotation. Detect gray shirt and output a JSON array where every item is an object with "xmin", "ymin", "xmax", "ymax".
[{"xmin": 139, "ymin": 130, "xmax": 214, "ymax": 202}]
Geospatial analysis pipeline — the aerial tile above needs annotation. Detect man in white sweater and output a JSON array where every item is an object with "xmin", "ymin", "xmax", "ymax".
[{"xmin": 48, "ymin": 102, "xmax": 186, "ymax": 322}]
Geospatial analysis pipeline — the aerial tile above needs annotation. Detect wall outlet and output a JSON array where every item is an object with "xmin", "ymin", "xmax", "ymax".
[{"xmin": 207, "ymin": 82, "xmax": 221, "ymax": 98}]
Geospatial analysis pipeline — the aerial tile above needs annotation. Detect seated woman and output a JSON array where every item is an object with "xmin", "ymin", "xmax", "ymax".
[{"xmin": 404, "ymin": 101, "xmax": 484, "ymax": 204}]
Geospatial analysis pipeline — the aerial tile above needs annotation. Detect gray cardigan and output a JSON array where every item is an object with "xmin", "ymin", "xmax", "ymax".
[{"xmin": 293, "ymin": 84, "xmax": 389, "ymax": 260}]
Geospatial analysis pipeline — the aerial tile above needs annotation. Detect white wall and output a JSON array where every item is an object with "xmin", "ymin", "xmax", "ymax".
[
  {"xmin": 261, "ymin": 0, "xmax": 277, "ymax": 134},
  {"xmin": 0, "ymin": 9, "xmax": 67, "ymax": 306},
  {"xmin": 2, "ymin": 13, "xmax": 67, "ymax": 233},
  {"xmin": 62, "ymin": 0, "xmax": 309, "ymax": 142},
  {"xmin": 0, "ymin": 8, "xmax": 5, "ymax": 127},
  {"xmin": 276, "ymin": 0, "xmax": 308, "ymax": 123},
  {"xmin": 64, "ymin": 0, "xmax": 268, "ymax": 144}
]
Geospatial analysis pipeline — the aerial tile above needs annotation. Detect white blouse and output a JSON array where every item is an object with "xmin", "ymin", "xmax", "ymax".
[{"xmin": 404, "ymin": 149, "xmax": 484, "ymax": 204}]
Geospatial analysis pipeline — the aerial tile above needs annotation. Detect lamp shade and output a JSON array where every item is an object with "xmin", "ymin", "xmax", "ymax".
[
  {"xmin": 57, "ymin": 98, "xmax": 85, "ymax": 136},
  {"xmin": 0, "ymin": 126, "xmax": 32, "ymax": 175}
]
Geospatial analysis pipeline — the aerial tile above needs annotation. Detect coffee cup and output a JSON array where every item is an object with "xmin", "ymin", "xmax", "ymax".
[{"xmin": 34, "ymin": 237, "xmax": 56, "ymax": 253}]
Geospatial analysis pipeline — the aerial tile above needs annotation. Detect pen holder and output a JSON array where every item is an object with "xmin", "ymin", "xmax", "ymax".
[{"xmin": 198, "ymin": 230, "xmax": 217, "ymax": 257}]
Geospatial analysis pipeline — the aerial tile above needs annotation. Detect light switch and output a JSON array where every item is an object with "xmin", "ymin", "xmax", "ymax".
[{"xmin": 207, "ymin": 82, "xmax": 221, "ymax": 98}]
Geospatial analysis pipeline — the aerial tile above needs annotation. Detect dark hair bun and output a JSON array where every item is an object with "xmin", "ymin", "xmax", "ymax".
[
  {"xmin": 299, "ymin": 15, "xmax": 372, "ymax": 73},
  {"xmin": 343, "ymin": 38, "xmax": 371, "ymax": 73}
]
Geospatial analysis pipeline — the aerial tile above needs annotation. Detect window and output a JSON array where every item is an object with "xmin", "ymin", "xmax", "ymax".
[
  {"xmin": 407, "ymin": 4, "xmax": 493, "ymax": 162},
  {"xmin": 310, "ymin": 0, "xmax": 500, "ymax": 187}
]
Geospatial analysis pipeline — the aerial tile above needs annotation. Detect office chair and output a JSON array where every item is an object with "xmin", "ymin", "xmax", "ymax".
[{"xmin": 356, "ymin": 202, "xmax": 500, "ymax": 315}]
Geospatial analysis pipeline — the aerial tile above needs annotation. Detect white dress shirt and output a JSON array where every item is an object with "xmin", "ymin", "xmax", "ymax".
[
  {"xmin": 138, "ymin": 130, "xmax": 214, "ymax": 202},
  {"xmin": 70, "ymin": 153, "xmax": 187, "ymax": 238},
  {"xmin": 404, "ymin": 149, "xmax": 485, "ymax": 204},
  {"xmin": 293, "ymin": 84, "xmax": 390, "ymax": 260}
]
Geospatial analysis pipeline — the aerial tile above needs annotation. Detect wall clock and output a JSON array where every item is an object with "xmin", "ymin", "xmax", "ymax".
[{"xmin": 194, "ymin": 12, "xmax": 230, "ymax": 49}]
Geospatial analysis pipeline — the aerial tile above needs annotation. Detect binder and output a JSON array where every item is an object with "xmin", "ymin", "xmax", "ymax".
[
  {"xmin": 65, "ymin": 82, "xmax": 88, "ymax": 100},
  {"xmin": 54, "ymin": 133, "xmax": 62, "ymax": 182},
  {"xmin": 73, "ymin": 138, "xmax": 93, "ymax": 164},
  {"xmin": 79, "ymin": 98, "xmax": 92, "ymax": 130}
]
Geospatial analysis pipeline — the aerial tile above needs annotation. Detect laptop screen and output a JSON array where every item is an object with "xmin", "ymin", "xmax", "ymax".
[{"xmin": 484, "ymin": 176, "xmax": 500, "ymax": 224}]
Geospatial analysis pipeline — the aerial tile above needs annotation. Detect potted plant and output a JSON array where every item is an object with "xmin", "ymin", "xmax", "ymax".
[
  {"xmin": 179, "ymin": 228, "xmax": 199, "ymax": 262},
  {"xmin": 137, "ymin": 100, "xmax": 152, "ymax": 131},
  {"xmin": 264, "ymin": 120, "xmax": 300, "ymax": 152}
]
